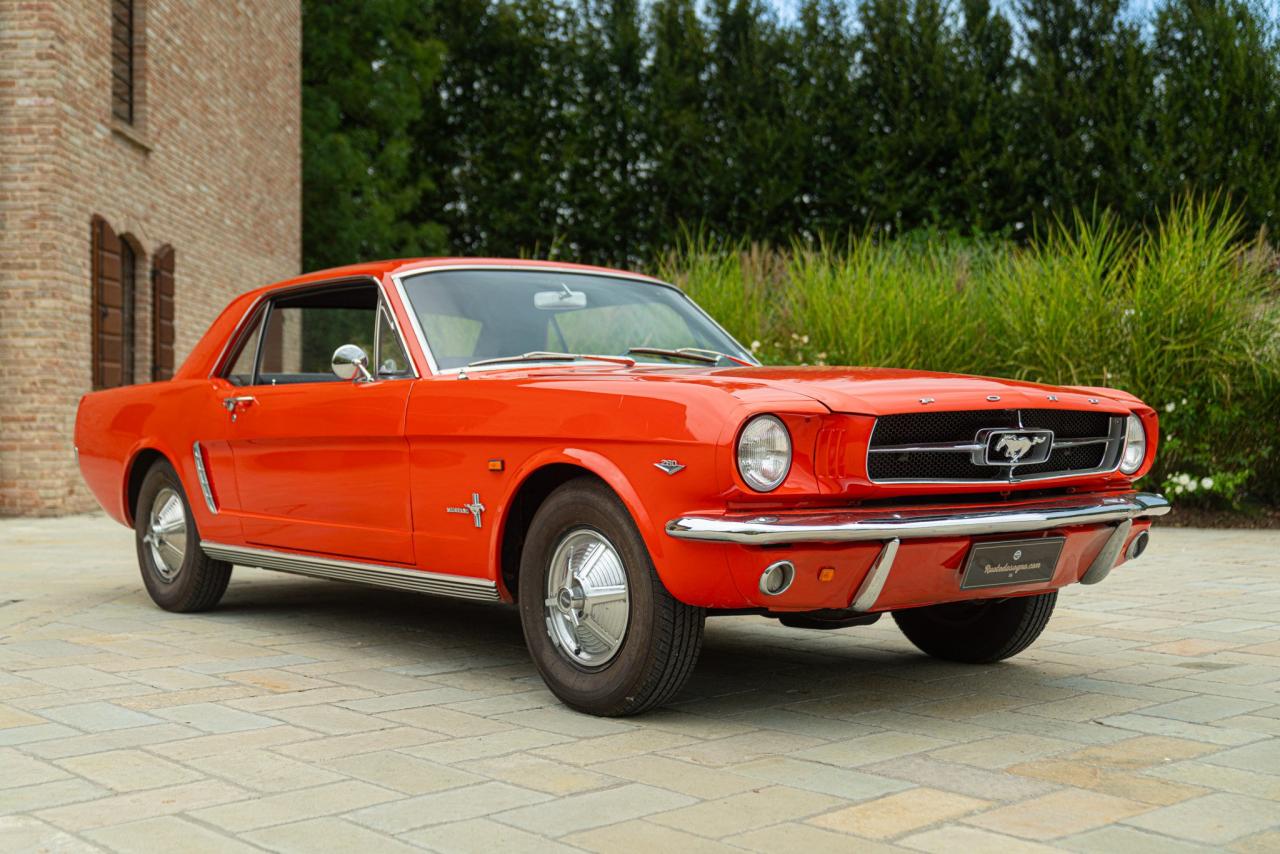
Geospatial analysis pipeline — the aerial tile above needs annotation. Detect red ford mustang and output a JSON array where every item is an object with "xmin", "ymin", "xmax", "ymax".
[{"xmin": 75, "ymin": 258, "xmax": 1169, "ymax": 716}]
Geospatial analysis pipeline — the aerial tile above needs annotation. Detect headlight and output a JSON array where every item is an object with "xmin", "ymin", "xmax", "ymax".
[
  {"xmin": 737, "ymin": 414, "xmax": 792, "ymax": 491},
  {"xmin": 1120, "ymin": 413, "xmax": 1146, "ymax": 474}
]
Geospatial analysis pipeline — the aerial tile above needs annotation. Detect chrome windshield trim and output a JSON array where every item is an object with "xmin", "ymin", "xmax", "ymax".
[
  {"xmin": 390, "ymin": 273, "xmax": 440, "ymax": 375},
  {"xmin": 666, "ymin": 492, "xmax": 1170, "ymax": 545},
  {"xmin": 199, "ymin": 542, "xmax": 501, "ymax": 601},
  {"xmin": 388, "ymin": 263, "xmax": 759, "ymax": 377}
]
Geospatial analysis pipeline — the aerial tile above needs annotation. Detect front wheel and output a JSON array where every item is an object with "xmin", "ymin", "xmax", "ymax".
[
  {"xmin": 134, "ymin": 460, "xmax": 231, "ymax": 612},
  {"xmin": 518, "ymin": 478, "xmax": 705, "ymax": 716},
  {"xmin": 892, "ymin": 591, "xmax": 1056, "ymax": 664}
]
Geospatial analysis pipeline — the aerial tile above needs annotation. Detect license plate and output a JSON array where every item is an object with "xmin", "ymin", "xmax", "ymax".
[{"xmin": 960, "ymin": 537, "xmax": 1064, "ymax": 590}]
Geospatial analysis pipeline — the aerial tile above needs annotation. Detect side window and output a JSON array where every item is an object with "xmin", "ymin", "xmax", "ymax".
[
  {"xmin": 257, "ymin": 284, "xmax": 377, "ymax": 384},
  {"xmin": 376, "ymin": 307, "xmax": 411, "ymax": 377},
  {"xmin": 220, "ymin": 283, "xmax": 414, "ymax": 385},
  {"xmin": 225, "ymin": 308, "xmax": 265, "ymax": 387}
]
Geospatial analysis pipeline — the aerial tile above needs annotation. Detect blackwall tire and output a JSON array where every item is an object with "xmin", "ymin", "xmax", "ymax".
[
  {"xmin": 892, "ymin": 591, "xmax": 1056, "ymax": 664},
  {"xmin": 518, "ymin": 477, "xmax": 705, "ymax": 716},
  {"xmin": 134, "ymin": 460, "xmax": 231, "ymax": 613}
]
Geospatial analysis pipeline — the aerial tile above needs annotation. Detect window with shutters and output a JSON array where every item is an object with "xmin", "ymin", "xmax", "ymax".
[
  {"xmin": 151, "ymin": 246, "xmax": 175, "ymax": 380},
  {"xmin": 91, "ymin": 216, "xmax": 138, "ymax": 389},
  {"xmin": 111, "ymin": 0, "xmax": 136, "ymax": 123}
]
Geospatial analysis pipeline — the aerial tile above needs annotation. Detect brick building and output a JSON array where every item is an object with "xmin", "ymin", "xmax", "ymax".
[{"xmin": 0, "ymin": 1, "xmax": 301, "ymax": 515}]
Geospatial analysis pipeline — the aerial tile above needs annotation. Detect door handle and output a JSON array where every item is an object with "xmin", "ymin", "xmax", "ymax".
[{"xmin": 222, "ymin": 395, "xmax": 256, "ymax": 421}]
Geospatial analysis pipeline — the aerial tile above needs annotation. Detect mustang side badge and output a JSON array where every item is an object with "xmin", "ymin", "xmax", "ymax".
[
  {"xmin": 654, "ymin": 460, "xmax": 685, "ymax": 475},
  {"xmin": 446, "ymin": 493, "xmax": 486, "ymax": 527}
]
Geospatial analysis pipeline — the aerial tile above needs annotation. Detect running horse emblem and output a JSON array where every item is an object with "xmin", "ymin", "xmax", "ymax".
[{"xmin": 995, "ymin": 433, "xmax": 1048, "ymax": 463}]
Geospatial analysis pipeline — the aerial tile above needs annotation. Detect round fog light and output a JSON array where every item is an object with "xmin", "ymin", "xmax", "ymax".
[{"xmin": 759, "ymin": 560, "xmax": 796, "ymax": 596}]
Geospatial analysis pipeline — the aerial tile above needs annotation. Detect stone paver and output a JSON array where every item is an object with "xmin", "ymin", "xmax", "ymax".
[{"xmin": 1, "ymin": 515, "xmax": 1278, "ymax": 851}]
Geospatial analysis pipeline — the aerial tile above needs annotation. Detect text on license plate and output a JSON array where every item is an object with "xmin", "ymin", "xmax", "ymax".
[{"xmin": 960, "ymin": 537, "xmax": 1065, "ymax": 590}]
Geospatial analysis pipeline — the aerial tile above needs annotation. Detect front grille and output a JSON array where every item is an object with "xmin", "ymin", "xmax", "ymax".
[{"xmin": 867, "ymin": 408, "xmax": 1123, "ymax": 483}]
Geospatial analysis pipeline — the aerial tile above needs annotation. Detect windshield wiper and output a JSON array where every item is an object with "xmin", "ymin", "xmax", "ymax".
[
  {"xmin": 466, "ymin": 351, "xmax": 637, "ymax": 368},
  {"xmin": 627, "ymin": 347, "xmax": 753, "ymax": 367}
]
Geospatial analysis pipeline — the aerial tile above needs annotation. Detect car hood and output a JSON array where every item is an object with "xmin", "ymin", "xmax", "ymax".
[
  {"xmin": 481, "ymin": 364, "xmax": 1141, "ymax": 414},
  {"xmin": 697, "ymin": 366, "xmax": 1138, "ymax": 414},
  {"xmin": 515, "ymin": 364, "xmax": 1138, "ymax": 415}
]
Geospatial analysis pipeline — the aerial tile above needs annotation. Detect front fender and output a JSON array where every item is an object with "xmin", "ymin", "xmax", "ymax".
[{"xmin": 491, "ymin": 446, "xmax": 742, "ymax": 607}]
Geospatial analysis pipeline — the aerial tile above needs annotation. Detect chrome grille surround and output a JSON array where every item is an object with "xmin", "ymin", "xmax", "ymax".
[{"xmin": 866, "ymin": 409, "xmax": 1125, "ymax": 484}]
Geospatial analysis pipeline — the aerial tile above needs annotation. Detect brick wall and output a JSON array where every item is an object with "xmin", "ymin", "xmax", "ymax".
[{"xmin": 0, "ymin": 0, "xmax": 301, "ymax": 515}]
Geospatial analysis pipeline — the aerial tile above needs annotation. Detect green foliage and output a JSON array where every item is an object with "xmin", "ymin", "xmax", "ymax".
[
  {"xmin": 1150, "ymin": 1, "xmax": 1280, "ymax": 234},
  {"xmin": 303, "ymin": 0, "xmax": 1280, "ymax": 268},
  {"xmin": 301, "ymin": 0, "xmax": 447, "ymax": 270},
  {"xmin": 657, "ymin": 198, "xmax": 1280, "ymax": 506}
]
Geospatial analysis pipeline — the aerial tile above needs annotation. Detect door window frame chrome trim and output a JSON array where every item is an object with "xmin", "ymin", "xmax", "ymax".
[
  {"xmin": 387, "ymin": 263, "xmax": 759, "ymax": 377},
  {"xmin": 209, "ymin": 275, "xmax": 420, "ymax": 384}
]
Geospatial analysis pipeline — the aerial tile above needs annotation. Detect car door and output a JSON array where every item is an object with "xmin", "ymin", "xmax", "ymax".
[{"xmin": 219, "ymin": 279, "xmax": 418, "ymax": 565}]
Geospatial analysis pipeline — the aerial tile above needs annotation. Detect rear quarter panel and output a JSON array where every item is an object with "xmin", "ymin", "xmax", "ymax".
[{"xmin": 74, "ymin": 380, "xmax": 241, "ymax": 542}]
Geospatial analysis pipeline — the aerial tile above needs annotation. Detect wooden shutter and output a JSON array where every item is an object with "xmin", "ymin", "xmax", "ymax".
[
  {"xmin": 151, "ymin": 245, "xmax": 175, "ymax": 380},
  {"xmin": 91, "ymin": 216, "xmax": 125, "ymax": 389}
]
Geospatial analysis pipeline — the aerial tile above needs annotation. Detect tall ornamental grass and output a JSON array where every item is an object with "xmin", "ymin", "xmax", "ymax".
[{"xmin": 657, "ymin": 200, "xmax": 1280, "ymax": 506}]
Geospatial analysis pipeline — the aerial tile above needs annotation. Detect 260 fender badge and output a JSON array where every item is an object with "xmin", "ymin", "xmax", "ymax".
[{"xmin": 654, "ymin": 460, "xmax": 685, "ymax": 475}]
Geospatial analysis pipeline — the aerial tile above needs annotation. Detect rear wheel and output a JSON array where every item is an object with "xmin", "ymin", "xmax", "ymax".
[
  {"xmin": 518, "ymin": 478, "xmax": 705, "ymax": 716},
  {"xmin": 892, "ymin": 592, "xmax": 1056, "ymax": 663},
  {"xmin": 134, "ymin": 460, "xmax": 231, "ymax": 612}
]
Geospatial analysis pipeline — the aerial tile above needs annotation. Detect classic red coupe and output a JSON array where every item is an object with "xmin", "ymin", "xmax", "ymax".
[{"xmin": 75, "ymin": 259, "xmax": 1169, "ymax": 716}]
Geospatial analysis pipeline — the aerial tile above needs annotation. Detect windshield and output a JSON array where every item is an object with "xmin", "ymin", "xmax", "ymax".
[{"xmin": 399, "ymin": 269, "xmax": 755, "ymax": 371}]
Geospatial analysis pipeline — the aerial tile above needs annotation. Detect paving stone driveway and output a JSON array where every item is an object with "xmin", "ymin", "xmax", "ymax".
[{"xmin": 2, "ymin": 515, "xmax": 1279, "ymax": 853}]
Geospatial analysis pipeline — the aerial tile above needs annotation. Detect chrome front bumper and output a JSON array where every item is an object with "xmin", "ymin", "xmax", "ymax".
[{"xmin": 665, "ymin": 492, "xmax": 1171, "ymax": 545}]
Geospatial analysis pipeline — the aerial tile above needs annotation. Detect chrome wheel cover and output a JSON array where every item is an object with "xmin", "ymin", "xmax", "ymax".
[
  {"xmin": 143, "ymin": 487, "xmax": 188, "ymax": 583},
  {"xmin": 544, "ymin": 528, "xmax": 630, "ymax": 668}
]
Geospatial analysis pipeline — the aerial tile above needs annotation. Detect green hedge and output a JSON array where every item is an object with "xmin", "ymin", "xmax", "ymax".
[
  {"xmin": 656, "ymin": 199, "xmax": 1280, "ymax": 506},
  {"xmin": 303, "ymin": 0, "xmax": 1280, "ymax": 271}
]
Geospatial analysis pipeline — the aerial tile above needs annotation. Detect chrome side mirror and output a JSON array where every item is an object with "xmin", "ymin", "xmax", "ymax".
[{"xmin": 331, "ymin": 344, "xmax": 373, "ymax": 382}]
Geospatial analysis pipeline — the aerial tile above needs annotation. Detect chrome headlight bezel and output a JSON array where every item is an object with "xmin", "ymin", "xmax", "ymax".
[
  {"xmin": 1119, "ymin": 413, "xmax": 1147, "ymax": 474},
  {"xmin": 736, "ymin": 414, "xmax": 792, "ymax": 492}
]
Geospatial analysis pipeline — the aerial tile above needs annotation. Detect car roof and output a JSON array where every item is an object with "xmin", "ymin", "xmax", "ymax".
[{"xmin": 245, "ymin": 258, "xmax": 665, "ymax": 299}]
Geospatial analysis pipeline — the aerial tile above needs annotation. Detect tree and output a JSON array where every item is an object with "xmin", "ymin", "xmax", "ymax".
[
  {"xmin": 792, "ymin": 0, "xmax": 862, "ymax": 235},
  {"xmin": 702, "ymin": 0, "xmax": 804, "ymax": 242},
  {"xmin": 952, "ymin": 0, "xmax": 1020, "ymax": 233},
  {"xmin": 1151, "ymin": 0, "xmax": 1280, "ymax": 233},
  {"xmin": 648, "ymin": 0, "xmax": 715, "ymax": 243},
  {"xmin": 302, "ymin": 0, "xmax": 446, "ymax": 271},
  {"xmin": 411, "ymin": 0, "xmax": 580, "ymax": 258},
  {"xmin": 566, "ymin": 0, "xmax": 650, "ymax": 263},
  {"xmin": 1013, "ymin": 0, "xmax": 1155, "ymax": 227}
]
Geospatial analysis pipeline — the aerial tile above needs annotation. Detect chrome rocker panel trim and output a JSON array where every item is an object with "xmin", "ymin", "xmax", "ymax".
[
  {"xmin": 199, "ymin": 542, "xmax": 501, "ymax": 602},
  {"xmin": 666, "ymin": 492, "xmax": 1170, "ymax": 545}
]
